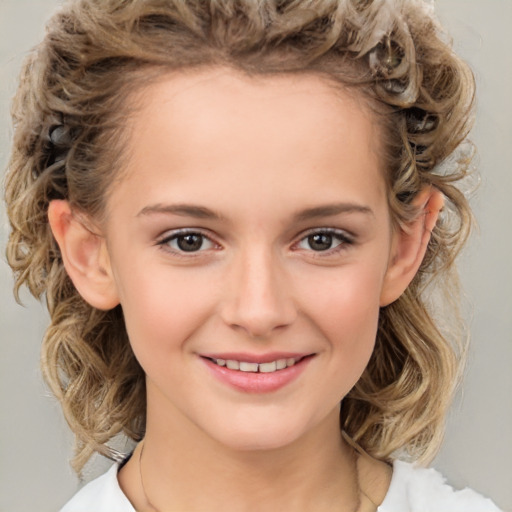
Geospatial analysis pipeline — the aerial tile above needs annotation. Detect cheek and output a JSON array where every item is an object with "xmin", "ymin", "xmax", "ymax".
[
  {"xmin": 298, "ymin": 262, "xmax": 385, "ymax": 378},
  {"xmin": 304, "ymin": 262, "xmax": 384, "ymax": 331},
  {"xmin": 114, "ymin": 264, "xmax": 218, "ymax": 364}
]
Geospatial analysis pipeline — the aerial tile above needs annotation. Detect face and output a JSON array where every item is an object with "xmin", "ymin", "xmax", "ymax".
[{"xmin": 102, "ymin": 68, "xmax": 396, "ymax": 451}]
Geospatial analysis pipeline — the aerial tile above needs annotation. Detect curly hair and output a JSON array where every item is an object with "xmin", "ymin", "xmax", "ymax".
[{"xmin": 4, "ymin": 0, "xmax": 475, "ymax": 473}]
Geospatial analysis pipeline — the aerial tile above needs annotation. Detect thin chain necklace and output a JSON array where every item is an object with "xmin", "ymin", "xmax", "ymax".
[
  {"xmin": 138, "ymin": 440, "xmax": 158, "ymax": 512},
  {"xmin": 138, "ymin": 439, "xmax": 377, "ymax": 512}
]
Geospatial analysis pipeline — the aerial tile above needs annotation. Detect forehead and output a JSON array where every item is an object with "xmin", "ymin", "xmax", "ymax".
[
  {"xmin": 128, "ymin": 67, "xmax": 379, "ymax": 154},
  {"xmin": 109, "ymin": 67, "xmax": 386, "ymax": 219}
]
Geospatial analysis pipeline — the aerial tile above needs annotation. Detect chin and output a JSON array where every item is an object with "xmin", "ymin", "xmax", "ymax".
[
  {"xmin": 203, "ymin": 411, "xmax": 319, "ymax": 454},
  {"xmin": 217, "ymin": 431, "xmax": 300, "ymax": 453}
]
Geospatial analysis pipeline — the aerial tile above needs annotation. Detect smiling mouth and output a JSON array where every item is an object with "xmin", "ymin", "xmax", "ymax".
[{"xmin": 205, "ymin": 356, "xmax": 307, "ymax": 374}]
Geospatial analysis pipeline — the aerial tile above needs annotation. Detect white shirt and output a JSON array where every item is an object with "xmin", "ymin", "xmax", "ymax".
[{"xmin": 60, "ymin": 459, "xmax": 502, "ymax": 512}]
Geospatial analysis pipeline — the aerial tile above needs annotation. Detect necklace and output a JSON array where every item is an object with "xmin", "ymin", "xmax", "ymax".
[
  {"xmin": 138, "ymin": 439, "xmax": 377, "ymax": 512},
  {"xmin": 138, "ymin": 440, "xmax": 159, "ymax": 512}
]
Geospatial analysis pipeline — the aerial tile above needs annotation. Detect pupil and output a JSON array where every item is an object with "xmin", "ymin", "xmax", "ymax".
[
  {"xmin": 309, "ymin": 233, "xmax": 332, "ymax": 251},
  {"xmin": 177, "ymin": 234, "xmax": 203, "ymax": 252}
]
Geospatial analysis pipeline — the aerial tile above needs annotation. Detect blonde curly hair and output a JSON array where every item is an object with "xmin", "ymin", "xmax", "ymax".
[{"xmin": 4, "ymin": 0, "xmax": 475, "ymax": 473}]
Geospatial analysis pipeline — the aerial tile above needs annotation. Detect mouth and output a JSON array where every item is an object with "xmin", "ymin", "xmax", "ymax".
[
  {"xmin": 204, "ymin": 356, "xmax": 307, "ymax": 374},
  {"xmin": 201, "ymin": 353, "xmax": 314, "ymax": 393}
]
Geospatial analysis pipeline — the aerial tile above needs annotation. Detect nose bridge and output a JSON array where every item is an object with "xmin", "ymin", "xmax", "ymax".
[{"xmin": 222, "ymin": 243, "xmax": 296, "ymax": 338}]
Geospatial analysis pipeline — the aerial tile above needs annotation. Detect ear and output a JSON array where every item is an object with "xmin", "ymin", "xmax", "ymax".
[
  {"xmin": 380, "ymin": 187, "xmax": 444, "ymax": 307},
  {"xmin": 48, "ymin": 200, "xmax": 120, "ymax": 310}
]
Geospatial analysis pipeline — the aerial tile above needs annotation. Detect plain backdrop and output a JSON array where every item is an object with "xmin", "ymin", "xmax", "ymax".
[{"xmin": 1, "ymin": 1, "xmax": 511, "ymax": 511}]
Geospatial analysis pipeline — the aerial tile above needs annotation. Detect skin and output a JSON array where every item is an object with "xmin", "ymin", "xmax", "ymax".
[{"xmin": 48, "ymin": 68, "xmax": 442, "ymax": 511}]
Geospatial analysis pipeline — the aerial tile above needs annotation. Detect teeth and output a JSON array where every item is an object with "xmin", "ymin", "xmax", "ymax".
[
  {"xmin": 214, "ymin": 357, "xmax": 300, "ymax": 373},
  {"xmin": 226, "ymin": 360, "xmax": 240, "ymax": 370},
  {"xmin": 259, "ymin": 361, "xmax": 277, "ymax": 373},
  {"xmin": 276, "ymin": 359, "xmax": 287, "ymax": 370},
  {"xmin": 239, "ymin": 361, "xmax": 259, "ymax": 372}
]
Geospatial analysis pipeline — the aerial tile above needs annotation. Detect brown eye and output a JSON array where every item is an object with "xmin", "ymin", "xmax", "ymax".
[
  {"xmin": 296, "ymin": 230, "xmax": 351, "ymax": 253},
  {"xmin": 160, "ymin": 231, "xmax": 216, "ymax": 253},
  {"xmin": 176, "ymin": 234, "xmax": 204, "ymax": 252},
  {"xmin": 307, "ymin": 233, "xmax": 334, "ymax": 251}
]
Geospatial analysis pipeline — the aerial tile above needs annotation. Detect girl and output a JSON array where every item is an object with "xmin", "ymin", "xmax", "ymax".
[{"xmin": 4, "ymin": 0, "xmax": 502, "ymax": 510}]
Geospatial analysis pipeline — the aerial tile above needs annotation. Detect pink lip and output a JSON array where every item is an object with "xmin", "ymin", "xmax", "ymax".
[
  {"xmin": 200, "ymin": 353, "xmax": 314, "ymax": 394},
  {"xmin": 200, "ymin": 352, "xmax": 309, "ymax": 364}
]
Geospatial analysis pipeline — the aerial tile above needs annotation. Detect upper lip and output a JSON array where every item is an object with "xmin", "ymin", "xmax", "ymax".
[{"xmin": 199, "ymin": 352, "xmax": 314, "ymax": 363}]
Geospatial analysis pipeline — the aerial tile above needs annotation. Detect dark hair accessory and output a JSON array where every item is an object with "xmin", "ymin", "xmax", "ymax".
[
  {"xmin": 48, "ymin": 124, "xmax": 72, "ymax": 165},
  {"xmin": 406, "ymin": 107, "xmax": 438, "ymax": 134}
]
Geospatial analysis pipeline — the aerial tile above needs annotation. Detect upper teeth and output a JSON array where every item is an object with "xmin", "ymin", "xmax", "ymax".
[{"xmin": 214, "ymin": 358, "xmax": 298, "ymax": 373}]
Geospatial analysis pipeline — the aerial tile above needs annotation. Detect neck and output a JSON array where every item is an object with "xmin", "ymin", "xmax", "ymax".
[{"xmin": 120, "ymin": 401, "xmax": 361, "ymax": 511}]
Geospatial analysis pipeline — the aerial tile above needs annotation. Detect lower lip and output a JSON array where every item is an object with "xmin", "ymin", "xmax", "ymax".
[{"xmin": 202, "ymin": 356, "xmax": 313, "ymax": 393}]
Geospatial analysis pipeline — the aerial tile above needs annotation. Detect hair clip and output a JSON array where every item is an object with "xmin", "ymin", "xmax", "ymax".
[
  {"xmin": 369, "ymin": 37, "xmax": 404, "ymax": 76},
  {"xmin": 48, "ymin": 124, "xmax": 72, "ymax": 165},
  {"xmin": 406, "ymin": 108, "xmax": 438, "ymax": 134},
  {"xmin": 49, "ymin": 124, "xmax": 72, "ymax": 147}
]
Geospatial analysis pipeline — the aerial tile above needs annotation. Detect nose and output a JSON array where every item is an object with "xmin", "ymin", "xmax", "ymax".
[{"xmin": 220, "ymin": 247, "xmax": 297, "ymax": 339}]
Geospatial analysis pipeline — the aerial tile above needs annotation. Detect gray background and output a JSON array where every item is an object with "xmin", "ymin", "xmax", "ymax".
[{"xmin": 0, "ymin": 1, "xmax": 511, "ymax": 511}]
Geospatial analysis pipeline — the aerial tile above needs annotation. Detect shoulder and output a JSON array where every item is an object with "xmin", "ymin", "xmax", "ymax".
[
  {"xmin": 60, "ymin": 463, "xmax": 135, "ymax": 512},
  {"xmin": 378, "ymin": 460, "xmax": 502, "ymax": 512}
]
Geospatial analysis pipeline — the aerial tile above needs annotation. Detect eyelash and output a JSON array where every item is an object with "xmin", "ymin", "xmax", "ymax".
[
  {"xmin": 156, "ymin": 227, "xmax": 354, "ymax": 258},
  {"xmin": 293, "ymin": 228, "xmax": 354, "ymax": 256},
  {"xmin": 156, "ymin": 229, "xmax": 219, "ymax": 258}
]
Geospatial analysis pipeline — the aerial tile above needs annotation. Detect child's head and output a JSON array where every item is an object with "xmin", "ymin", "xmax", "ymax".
[{"xmin": 5, "ymin": 0, "xmax": 474, "ymax": 472}]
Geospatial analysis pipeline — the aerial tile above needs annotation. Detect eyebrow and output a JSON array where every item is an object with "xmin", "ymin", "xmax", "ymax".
[
  {"xmin": 137, "ymin": 203, "xmax": 225, "ymax": 220},
  {"xmin": 137, "ymin": 202, "xmax": 374, "ymax": 221},
  {"xmin": 293, "ymin": 203, "xmax": 374, "ymax": 222}
]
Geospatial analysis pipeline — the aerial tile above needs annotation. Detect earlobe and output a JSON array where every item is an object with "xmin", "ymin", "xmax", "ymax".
[
  {"xmin": 380, "ymin": 188, "xmax": 444, "ymax": 307},
  {"xmin": 48, "ymin": 200, "xmax": 120, "ymax": 310}
]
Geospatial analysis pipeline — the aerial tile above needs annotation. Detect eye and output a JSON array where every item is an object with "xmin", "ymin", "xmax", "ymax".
[
  {"xmin": 159, "ymin": 231, "xmax": 216, "ymax": 253},
  {"xmin": 296, "ymin": 229, "xmax": 352, "ymax": 252}
]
